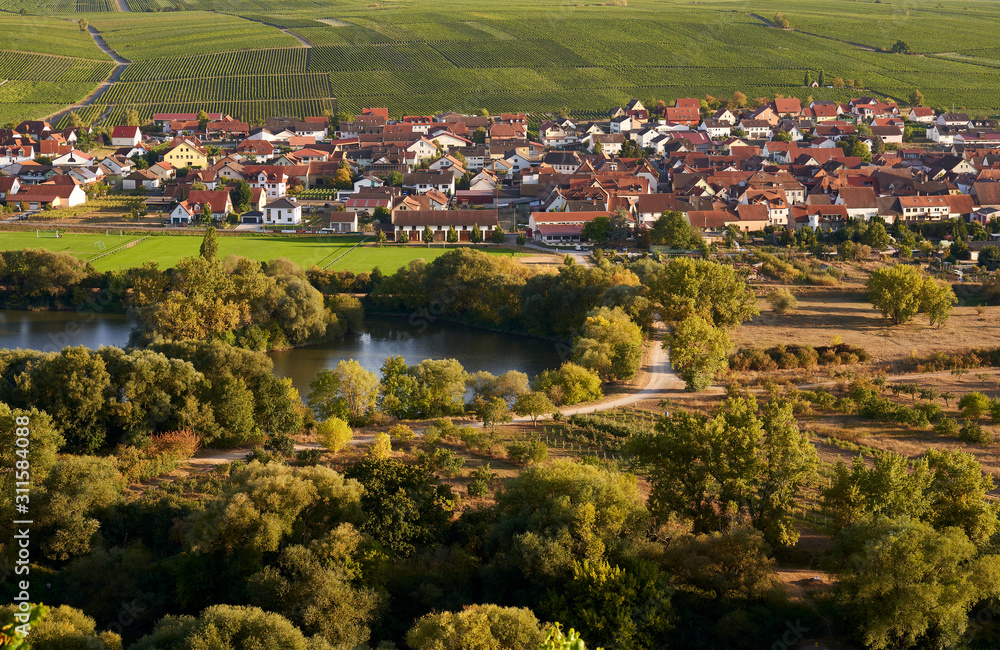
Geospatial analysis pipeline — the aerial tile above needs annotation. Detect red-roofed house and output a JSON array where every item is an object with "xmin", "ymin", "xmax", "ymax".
[
  {"xmin": 528, "ymin": 210, "xmax": 611, "ymax": 243},
  {"xmin": 772, "ymin": 97, "xmax": 802, "ymax": 117},
  {"xmin": 187, "ymin": 189, "xmax": 232, "ymax": 220},
  {"xmin": 21, "ymin": 181, "xmax": 86, "ymax": 210},
  {"xmin": 111, "ymin": 126, "xmax": 142, "ymax": 147}
]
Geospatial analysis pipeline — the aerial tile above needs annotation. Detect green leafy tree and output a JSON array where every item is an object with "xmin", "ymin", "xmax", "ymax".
[
  {"xmin": 369, "ymin": 432, "xmax": 392, "ymax": 460},
  {"xmin": 376, "ymin": 229, "xmax": 387, "ymax": 246},
  {"xmin": 581, "ymin": 216, "xmax": 613, "ymax": 244},
  {"xmin": 834, "ymin": 517, "xmax": 1000, "ymax": 650},
  {"xmin": 864, "ymin": 220, "xmax": 890, "ymax": 250},
  {"xmin": 317, "ymin": 417, "xmax": 352, "ymax": 453},
  {"xmin": 246, "ymin": 527, "xmax": 380, "ymax": 647},
  {"xmin": 804, "ymin": 70, "xmax": 812, "ymax": 86},
  {"xmin": 199, "ymin": 225, "xmax": 218, "ymax": 260},
  {"xmin": 512, "ymin": 391, "xmax": 555, "ymax": 426},
  {"xmin": 665, "ymin": 315, "xmax": 732, "ymax": 391},
  {"xmin": 489, "ymin": 460, "xmax": 649, "ymax": 580},
  {"xmin": 649, "ymin": 211, "xmax": 695, "ymax": 248},
  {"xmin": 399, "ymin": 229, "xmax": 410, "ymax": 244},
  {"xmin": 627, "ymin": 396, "xmax": 818, "ymax": 545},
  {"xmin": 308, "ymin": 360, "xmax": 378, "ymax": 425},
  {"xmin": 470, "ymin": 223, "xmax": 483, "ymax": 244},
  {"xmin": 230, "ymin": 179, "xmax": 252, "ymax": 213},
  {"xmin": 0, "ymin": 604, "xmax": 120, "ymax": 650},
  {"xmin": 446, "ymin": 226, "xmax": 459, "ymax": 243},
  {"xmin": 387, "ymin": 171, "xmax": 403, "ymax": 187},
  {"xmin": 891, "ymin": 39, "xmax": 913, "ymax": 53},
  {"xmin": 818, "ymin": 69, "xmax": 826, "ymax": 86},
  {"xmin": 867, "ymin": 265, "xmax": 956, "ymax": 326},
  {"xmin": 37, "ymin": 455, "xmax": 125, "ymax": 560},
  {"xmin": 199, "ymin": 202, "xmax": 213, "ymax": 225},
  {"xmin": 646, "ymin": 258, "xmax": 759, "ymax": 328},
  {"xmin": 491, "ymin": 225, "xmax": 505, "ymax": 244},
  {"xmin": 531, "ymin": 362, "xmax": 603, "ymax": 406},
  {"xmin": 475, "ymin": 395, "xmax": 511, "ymax": 430},
  {"xmin": 344, "ymin": 457, "xmax": 454, "ymax": 556},
  {"xmin": 422, "ymin": 225, "xmax": 435, "ymax": 244},
  {"xmin": 130, "ymin": 605, "xmax": 326, "ymax": 650},
  {"xmin": 539, "ymin": 559, "xmax": 673, "ymax": 650},
  {"xmin": 571, "ymin": 306, "xmax": 644, "ymax": 382},
  {"xmin": 406, "ymin": 605, "xmax": 545, "ymax": 650}
]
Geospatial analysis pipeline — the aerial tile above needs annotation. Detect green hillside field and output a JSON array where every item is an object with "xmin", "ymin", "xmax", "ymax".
[{"xmin": 3, "ymin": 0, "xmax": 1000, "ymax": 125}]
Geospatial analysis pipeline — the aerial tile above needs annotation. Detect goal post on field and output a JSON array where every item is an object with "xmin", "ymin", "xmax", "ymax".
[
  {"xmin": 35, "ymin": 229, "xmax": 60, "ymax": 238},
  {"xmin": 95, "ymin": 241, "xmax": 105, "ymax": 251}
]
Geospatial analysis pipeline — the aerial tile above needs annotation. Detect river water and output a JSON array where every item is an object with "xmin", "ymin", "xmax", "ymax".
[{"xmin": 0, "ymin": 310, "xmax": 563, "ymax": 393}]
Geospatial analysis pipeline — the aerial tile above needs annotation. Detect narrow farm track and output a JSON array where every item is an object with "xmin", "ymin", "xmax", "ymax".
[
  {"xmin": 281, "ymin": 28, "xmax": 313, "ymax": 48},
  {"xmin": 748, "ymin": 13, "xmax": 877, "ymax": 52},
  {"xmin": 114, "ymin": 0, "xmax": 130, "ymax": 11},
  {"xmin": 46, "ymin": 26, "xmax": 130, "ymax": 125}
]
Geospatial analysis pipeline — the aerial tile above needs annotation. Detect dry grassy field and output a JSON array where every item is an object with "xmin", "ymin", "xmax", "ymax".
[{"xmin": 734, "ymin": 286, "xmax": 1000, "ymax": 369}]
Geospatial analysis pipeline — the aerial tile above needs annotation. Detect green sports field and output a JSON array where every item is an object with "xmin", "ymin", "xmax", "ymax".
[
  {"xmin": 0, "ymin": 232, "xmax": 526, "ymax": 273},
  {"xmin": 0, "ymin": 231, "xmax": 142, "ymax": 258}
]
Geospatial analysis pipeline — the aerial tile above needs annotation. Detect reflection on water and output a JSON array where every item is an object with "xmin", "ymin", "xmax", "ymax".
[
  {"xmin": 0, "ymin": 310, "xmax": 131, "ymax": 352},
  {"xmin": 268, "ymin": 316, "xmax": 564, "ymax": 394},
  {"xmin": 0, "ymin": 311, "xmax": 564, "ymax": 394}
]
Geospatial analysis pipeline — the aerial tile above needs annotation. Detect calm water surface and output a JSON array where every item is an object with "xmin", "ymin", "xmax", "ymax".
[{"xmin": 0, "ymin": 311, "xmax": 563, "ymax": 393}]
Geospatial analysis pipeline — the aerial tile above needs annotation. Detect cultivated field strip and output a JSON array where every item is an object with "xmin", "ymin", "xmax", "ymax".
[
  {"xmin": 121, "ymin": 48, "xmax": 307, "ymax": 81},
  {"xmin": 0, "ymin": 51, "xmax": 114, "ymax": 82},
  {"xmin": 104, "ymin": 98, "xmax": 334, "ymax": 124},
  {"xmin": 102, "ymin": 73, "xmax": 332, "ymax": 105}
]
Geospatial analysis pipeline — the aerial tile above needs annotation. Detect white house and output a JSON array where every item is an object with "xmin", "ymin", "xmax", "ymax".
[
  {"xmin": 111, "ymin": 126, "xmax": 142, "ymax": 148},
  {"xmin": 907, "ymin": 107, "xmax": 935, "ymax": 123},
  {"xmin": 169, "ymin": 201, "xmax": 195, "ymax": 225},
  {"xmin": 699, "ymin": 119, "xmax": 731, "ymax": 139},
  {"xmin": 123, "ymin": 169, "xmax": 161, "ymax": 191},
  {"xmin": 738, "ymin": 119, "xmax": 772, "ymax": 140},
  {"xmin": 249, "ymin": 170, "xmax": 287, "ymax": 199},
  {"xmin": 263, "ymin": 197, "xmax": 302, "ymax": 225},
  {"xmin": 50, "ymin": 150, "xmax": 94, "ymax": 167},
  {"xmin": 353, "ymin": 175, "xmax": 385, "ymax": 192}
]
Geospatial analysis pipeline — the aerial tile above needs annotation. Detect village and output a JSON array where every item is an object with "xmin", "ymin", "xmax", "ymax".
[{"xmin": 1, "ymin": 96, "xmax": 999, "ymax": 260}]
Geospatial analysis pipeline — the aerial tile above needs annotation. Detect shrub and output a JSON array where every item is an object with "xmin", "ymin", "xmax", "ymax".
[
  {"xmin": 934, "ymin": 417, "xmax": 960, "ymax": 437},
  {"xmin": 295, "ymin": 449, "xmax": 322, "ymax": 466},
  {"xmin": 389, "ymin": 423, "xmax": 416, "ymax": 444},
  {"xmin": 992, "ymin": 400, "xmax": 1000, "ymax": 425},
  {"xmin": 766, "ymin": 288, "xmax": 798, "ymax": 314},
  {"xmin": 418, "ymin": 447, "xmax": 465, "ymax": 475},
  {"xmin": 317, "ymin": 417, "xmax": 352, "ymax": 453},
  {"xmin": 914, "ymin": 401, "xmax": 943, "ymax": 423},
  {"xmin": 506, "ymin": 440, "xmax": 549, "ymax": 465},
  {"xmin": 468, "ymin": 463, "xmax": 497, "ymax": 498},
  {"xmin": 467, "ymin": 477, "xmax": 489, "ymax": 498},
  {"xmin": 245, "ymin": 448, "xmax": 281, "ymax": 464},
  {"xmin": 959, "ymin": 392, "xmax": 992, "ymax": 419},
  {"xmin": 731, "ymin": 343, "xmax": 867, "ymax": 371},
  {"xmin": 959, "ymin": 420, "xmax": 991, "ymax": 443},
  {"xmin": 264, "ymin": 433, "xmax": 295, "ymax": 456},
  {"xmin": 369, "ymin": 432, "xmax": 392, "ymax": 459}
]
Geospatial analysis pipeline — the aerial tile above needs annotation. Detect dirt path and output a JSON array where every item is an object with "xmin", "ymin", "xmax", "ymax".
[
  {"xmin": 45, "ymin": 26, "xmax": 130, "ymax": 125},
  {"xmin": 281, "ymin": 28, "xmax": 313, "ymax": 48},
  {"xmin": 173, "ymin": 329, "xmax": 686, "ymax": 473},
  {"xmin": 748, "ymin": 12, "xmax": 878, "ymax": 53},
  {"xmin": 114, "ymin": 0, "xmax": 130, "ymax": 12}
]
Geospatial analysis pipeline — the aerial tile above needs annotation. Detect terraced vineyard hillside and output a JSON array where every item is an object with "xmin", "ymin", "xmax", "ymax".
[{"xmin": 3, "ymin": 0, "xmax": 1000, "ymax": 125}]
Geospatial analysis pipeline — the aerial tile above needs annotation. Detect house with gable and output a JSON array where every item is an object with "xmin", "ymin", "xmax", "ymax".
[{"xmin": 111, "ymin": 126, "xmax": 142, "ymax": 148}]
